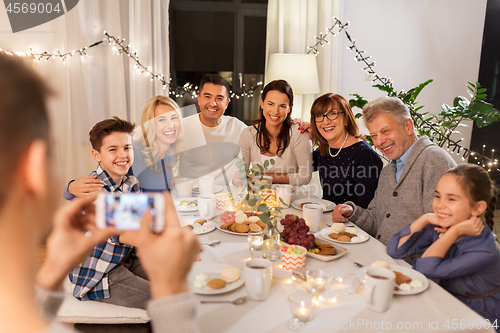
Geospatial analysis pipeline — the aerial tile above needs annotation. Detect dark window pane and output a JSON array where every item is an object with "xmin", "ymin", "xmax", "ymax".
[
  {"xmin": 172, "ymin": 10, "xmax": 234, "ymax": 72},
  {"xmin": 244, "ymin": 16, "xmax": 266, "ymax": 74}
]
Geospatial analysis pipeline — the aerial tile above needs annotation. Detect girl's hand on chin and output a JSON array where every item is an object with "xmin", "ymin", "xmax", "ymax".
[{"xmin": 452, "ymin": 216, "xmax": 484, "ymax": 237}]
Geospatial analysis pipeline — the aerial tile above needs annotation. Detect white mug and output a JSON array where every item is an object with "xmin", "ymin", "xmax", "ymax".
[
  {"xmin": 303, "ymin": 204, "xmax": 323, "ymax": 232},
  {"xmin": 198, "ymin": 176, "xmax": 215, "ymax": 195},
  {"xmin": 276, "ymin": 185, "xmax": 293, "ymax": 207},
  {"xmin": 198, "ymin": 194, "xmax": 216, "ymax": 220},
  {"xmin": 174, "ymin": 178, "xmax": 194, "ymax": 198},
  {"xmin": 244, "ymin": 258, "xmax": 272, "ymax": 301},
  {"xmin": 364, "ymin": 268, "xmax": 396, "ymax": 313}
]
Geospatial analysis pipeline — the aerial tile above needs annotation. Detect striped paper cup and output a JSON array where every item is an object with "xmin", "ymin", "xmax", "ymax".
[{"xmin": 281, "ymin": 246, "xmax": 307, "ymax": 271}]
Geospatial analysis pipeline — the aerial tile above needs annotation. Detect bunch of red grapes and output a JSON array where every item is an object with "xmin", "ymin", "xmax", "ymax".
[{"xmin": 280, "ymin": 214, "xmax": 317, "ymax": 249}]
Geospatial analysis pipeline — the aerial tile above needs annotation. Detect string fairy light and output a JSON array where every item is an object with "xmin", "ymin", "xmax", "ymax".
[
  {"xmin": 2, "ymin": 27, "xmax": 498, "ymax": 171},
  {"xmin": 306, "ymin": 17, "xmax": 499, "ymax": 172},
  {"xmin": 1, "ymin": 31, "xmax": 263, "ymax": 99}
]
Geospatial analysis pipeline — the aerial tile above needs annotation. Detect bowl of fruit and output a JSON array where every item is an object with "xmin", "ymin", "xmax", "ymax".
[
  {"xmin": 280, "ymin": 245, "xmax": 307, "ymax": 271},
  {"xmin": 280, "ymin": 214, "xmax": 317, "ymax": 251}
]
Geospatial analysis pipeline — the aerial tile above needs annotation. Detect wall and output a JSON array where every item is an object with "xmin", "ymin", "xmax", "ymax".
[{"xmin": 338, "ymin": 0, "xmax": 487, "ymax": 164}]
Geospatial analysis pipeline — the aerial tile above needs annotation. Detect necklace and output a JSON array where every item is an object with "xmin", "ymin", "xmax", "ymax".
[{"xmin": 329, "ymin": 132, "xmax": 349, "ymax": 158}]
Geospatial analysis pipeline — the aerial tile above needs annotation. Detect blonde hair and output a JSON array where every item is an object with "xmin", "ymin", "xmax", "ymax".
[{"xmin": 135, "ymin": 95, "xmax": 184, "ymax": 174}]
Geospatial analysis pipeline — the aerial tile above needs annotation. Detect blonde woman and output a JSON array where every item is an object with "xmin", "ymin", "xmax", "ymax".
[
  {"xmin": 64, "ymin": 95, "xmax": 184, "ymax": 197},
  {"xmin": 132, "ymin": 95, "xmax": 185, "ymax": 192}
]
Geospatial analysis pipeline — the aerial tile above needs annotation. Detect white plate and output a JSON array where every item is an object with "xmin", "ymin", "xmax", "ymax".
[
  {"xmin": 188, "ymin": 262, "xmax": 245, "ymax": 295},
  {"xmin": 192, "ymin": 185, "xmax": 224, "ymax": 194},
  {"xmin": 214, "ymin": 214, "xmax": 264, "ymax": 236},
  {"xmin": 356, "ymin": 264, "xmax": 429, "ymax": 295},
  {"xmin": 291, "ymin": 198, "xmax": 336, "ymax": 212},
  {"xmin": 216, "ymin": 225, "xmax": 263, "ymax": 236},
  {"xmin": 282, "ymin": 239, "xmax": 347, "ymax": 262},
  {"xmin": 318, "ymin": 227, "xmax": 370, "ymax": 244},
  {"xmin": 191, "ymin": 221, "xmax": 216, "ymax": 235},
  {"xmin": 174, "ymin": 197, "xmax": 199, "ymax": 212}
]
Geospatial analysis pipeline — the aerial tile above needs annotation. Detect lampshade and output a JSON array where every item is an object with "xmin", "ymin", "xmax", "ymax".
[{"xmin": 265, "ymin": 54, "xmax": 320, "ymax": 95}]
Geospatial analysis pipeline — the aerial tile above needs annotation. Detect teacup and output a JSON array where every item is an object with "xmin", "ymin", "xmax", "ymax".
[
  {"xmin": 244, "ymin": 258, "xmax": 272, "ymax": 301},
  {"xmin": 174, "ymin": 177, "xmax": 194, "ymax": 198},
  {"xmin": 198, "ymin": 194, "xmax": 216, "ymax": 220},
  {"xmin": 364, "ymin": 268, "xmax": 396, "ymax": 312},
  {"xmin": 303, "ymin": 204, "xmax": 323, "ymax": 232}
]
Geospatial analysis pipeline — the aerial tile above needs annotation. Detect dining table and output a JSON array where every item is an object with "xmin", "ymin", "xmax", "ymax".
[{"xmin": 176, "ymin": 187, "xmax": 496, "ymax": 333}]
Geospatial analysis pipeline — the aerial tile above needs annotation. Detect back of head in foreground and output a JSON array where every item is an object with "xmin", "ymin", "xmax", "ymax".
[{"xmin": 0, "ymin": 51, "xmax": 62, "ymax": 332}]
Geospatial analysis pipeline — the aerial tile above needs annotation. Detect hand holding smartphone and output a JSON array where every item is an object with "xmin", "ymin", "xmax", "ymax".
[{"xmin": 96, "ymin": 193, "xmax": 165, "ymax": 232}]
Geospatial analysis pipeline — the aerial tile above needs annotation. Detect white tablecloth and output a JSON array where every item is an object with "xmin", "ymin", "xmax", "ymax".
[{"xmin": 184, "ymin": 188, "xmax": 496, "ymax": 333}]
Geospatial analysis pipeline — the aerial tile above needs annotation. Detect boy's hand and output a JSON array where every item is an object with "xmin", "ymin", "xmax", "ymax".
[
  {"xmin": 135, "ymin": 192, "xmax": 200, "ymax": 299},
  {"xmin": 68, "ymin": 176, "xmax": 104, "ymax": 197},
  {"xmin": 451, "ymin": 216, "xmax": 484, "ymax": 238},
  {"xmin": 36, "ymin": 194, "xmax": 119, "ymax": 291}
]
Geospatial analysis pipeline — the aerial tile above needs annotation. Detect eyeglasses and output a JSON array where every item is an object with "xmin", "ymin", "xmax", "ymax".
[{"xmin": 313, "ymin": 110, "xmax": 343, "ymax": 123}]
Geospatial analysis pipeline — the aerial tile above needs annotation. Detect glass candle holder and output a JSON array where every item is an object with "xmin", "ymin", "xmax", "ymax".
[
  {"xmin": 288, "ymin": 292, "xmax": 315, "ymax": 323},
  {"xmin": 306, "ymin": 269, "xmax": 333, "ymax": 296},
  {"xmin": 248, "ymin": 234, "xmax": 264, "ymax": 257}
]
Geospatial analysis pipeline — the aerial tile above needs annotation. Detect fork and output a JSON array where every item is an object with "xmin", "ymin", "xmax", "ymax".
[{"xmin": 353, "ymin": 262, "xmax": 364, "ymax": 268}]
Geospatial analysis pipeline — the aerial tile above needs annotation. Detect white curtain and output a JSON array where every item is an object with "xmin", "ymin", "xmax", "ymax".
[
  {"xmin": 265, "ymin": 0, "xmax": 342, "ymax": 120},
  {"xmin": 0, "ymin": 0, "xmax": 170, "ymax": 184}
]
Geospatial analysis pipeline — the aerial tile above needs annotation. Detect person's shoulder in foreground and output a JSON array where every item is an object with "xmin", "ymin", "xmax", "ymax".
[{"xmin": 0, "ymin": 52, "xmax": 200, "ymax": 332}]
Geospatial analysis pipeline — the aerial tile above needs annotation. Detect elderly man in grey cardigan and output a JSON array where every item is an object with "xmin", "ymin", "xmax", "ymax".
[{"xmin": 332, "ymin": 96, "xmax": 456, "ymax": 245}]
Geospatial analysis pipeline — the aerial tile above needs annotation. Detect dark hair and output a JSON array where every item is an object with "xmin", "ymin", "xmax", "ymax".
[
  {"xmin": 199, "ymin": 74, "xmax": 230, "ymax": 98},
  {"xmin": 0, "ymin": 53, "xmax": 51, "ymax": 209},
  {"xmin": 252, "ymin": 80, "xmax": 293, "ymax": 157},
  {"xmin": 89, "ymin": 116, "xmax": 135, "ymax": 152},
  {"xmin": 310, "ymin": 93, "xmax": 363, "ymax": 156},
  {"xmin": 445, "ymin": 164, "xmax": 498, "ymax": 230}
]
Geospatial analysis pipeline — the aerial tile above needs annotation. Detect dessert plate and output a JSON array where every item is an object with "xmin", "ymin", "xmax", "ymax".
[
  {"xmin": 174, "ymin": 197, "xmax": 198, "ymax": 212},
  {"xmin": 356, "ymin": 264, "xmax": 429, "ymax": 295},
  {"xmin": 291, "ymin": 198, "xmax": 336, "ymax": 212},
  {"xmin": 282, "ymin": 239, "xmax": 347, "ymax": 262},
  {"xmin": 192, "ymin": 185, "xmax": 224, "ymax": 195},
  {"xmin": 191, "ymin": 221, "xmax": 216, "ymax": 235},
  {"xmin": 188, "ymin": 262, "xmax": 245, "ymax": 295},
  {"xmin": 318, "ymin": 227, "xmax": 370, "ymax": 244},
  {"xmin": 214, "ymin": 215, "xmax": 264, "ymax": 236}
]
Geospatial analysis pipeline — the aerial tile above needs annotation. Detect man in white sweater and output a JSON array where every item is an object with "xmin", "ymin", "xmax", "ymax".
[
  {"xmin": 179, "ymin": 74, "xmax": 247, "ymax": 185},
  {"xmin": 0, "ymin": 53, "xmax": 200, "ymax": 333}
]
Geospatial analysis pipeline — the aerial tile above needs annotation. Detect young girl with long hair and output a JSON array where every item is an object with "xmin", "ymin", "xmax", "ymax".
[{"xmin": 387, "ymin": 164, "xmax": 500, "ymax": 328}]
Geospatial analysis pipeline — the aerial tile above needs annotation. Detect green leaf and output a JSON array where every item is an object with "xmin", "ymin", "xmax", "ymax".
[
  {"xmin": 259, "ymin": 212, "xmax": 270, "ymax": 224},
  {"xmin": 409, "ymin": 79, "xmax": 433, "ymax": 102},
  {"xmin": 477, "ymin": 88, "xmax": 487, "ymax": 94},
  {"xmin": 475, "ymin": 94, "xmax": 487, "ymax": 100},
  {"xmin": 257, "ymin": 204, "xmax": 268, "ymax": 212},
  {"xmin": 247, "ymin": 198, "xmax": 257, "ymax": 207},
  {"xmin": 373, "ymin": 84, "xmax": 394, "ymax": 95},
  {"xmin": 258, "ymin": 164, "xmax": 265, "ymax": 174},
  {"xmin": 270, "ymin": 159, "xmax": 275, "ymax": 165},
  {"xmin": 355, "ymin": 113, "xmax": 363, "ymax": 119},
  {"xmin": 263, "ymin": 159, "xmax": 269, "ymax": 168},
  {"xmin": 245, "ymin": 193, "xmax": 250, "ymax": 201}
]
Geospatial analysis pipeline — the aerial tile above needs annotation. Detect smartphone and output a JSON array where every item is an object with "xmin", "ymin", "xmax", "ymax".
[{"xmin": 96, "ymin": 193, "xmax": 164, "ymax": 232}]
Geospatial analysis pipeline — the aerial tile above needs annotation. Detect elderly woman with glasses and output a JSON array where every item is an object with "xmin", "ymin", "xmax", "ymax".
[
  {"xmin": 310, "ymin": 93, "xmax": 382, "ymax": 208},
  {"xmin": 236, "ymin": 79, "xmax": 312, "ymax": 185}
]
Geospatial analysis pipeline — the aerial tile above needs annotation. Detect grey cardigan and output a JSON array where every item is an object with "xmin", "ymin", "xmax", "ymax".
[{"xmin": 347, "ymin": 136, "xmax": 457, "ymax": 245}]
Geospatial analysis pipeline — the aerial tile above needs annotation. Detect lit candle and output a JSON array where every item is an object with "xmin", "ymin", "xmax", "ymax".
[
  {"xmin": 252, "ymin": 238, "xmax": 263, "ymax": 250},
  {"xmin": 315, "ymin": 278, "xmax": 326, "ymax": 288},
  {"xmin": 295, "ymin": 307, "xmax": 311, "ymax": 322}
]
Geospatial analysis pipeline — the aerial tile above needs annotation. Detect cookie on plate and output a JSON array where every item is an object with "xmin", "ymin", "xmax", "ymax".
[
  {"xmin": 221, "ymin": 266, "xmax": 240, "ymax": 283},
  {"xmin": 208, "ymin": 278, "xmax": 226, "ymax": 289}
]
